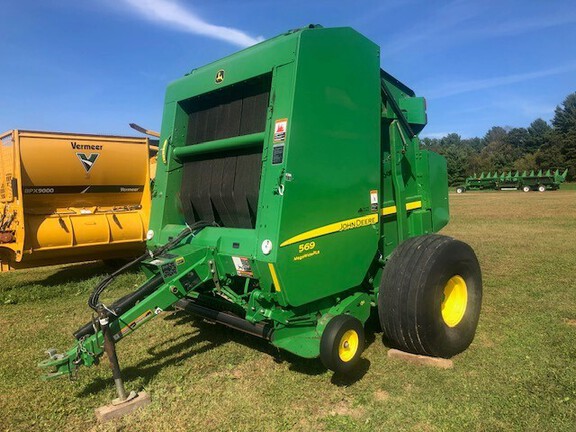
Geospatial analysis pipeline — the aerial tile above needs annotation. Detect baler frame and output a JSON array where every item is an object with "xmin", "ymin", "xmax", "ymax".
[{"xmin": 40, "ymin": 26, "xmax": 481, "ymax": 402}]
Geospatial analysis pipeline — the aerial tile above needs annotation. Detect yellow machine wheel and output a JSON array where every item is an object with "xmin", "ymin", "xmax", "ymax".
[
  {"xmin": 320, "ymin": 315, "xmax": 365, "ymax": 373},
  {"xmin": 338, "ymin": 329, "xmax": 359, "ymax": 362},
  {"xmin": 378, "ymin": 234, "xmax": 482, "ymax": 358},
  {"xmin": 441, "ymin": 275, "xmax": 468, "ymax": 327}
]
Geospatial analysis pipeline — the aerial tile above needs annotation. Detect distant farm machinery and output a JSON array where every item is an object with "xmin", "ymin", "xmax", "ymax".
[{"xmin": 455, "ymin": 169, "xmax": 568, "ymax": 193}]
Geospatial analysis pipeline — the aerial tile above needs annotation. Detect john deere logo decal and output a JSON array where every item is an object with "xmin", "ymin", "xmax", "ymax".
[
  {"xmin": 215, "ymin": 69, "xmax": 225, "ymax": 83},
  {"xmin": 76, "ymin": 153, "xmax": 99, "ymax": 172}
]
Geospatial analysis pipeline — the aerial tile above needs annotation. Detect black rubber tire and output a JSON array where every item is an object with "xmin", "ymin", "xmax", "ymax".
[
  {"xmin": 320, "ymin": 315, "xmax": 365, "ymax": 373},
  {"xmin": 378, "ymin": 234, "xmax": 482, "ymax": 358},
  {"xmin": 456, "ymin": 187, "xmax": 464, "ymax": 194},
  {"xmin": 538, "ymin": 185, "xmax": 546, "ymax": 192},
  {"xmin": 522, "ymin": 186, "xmax": 531, "ymax": 192}
]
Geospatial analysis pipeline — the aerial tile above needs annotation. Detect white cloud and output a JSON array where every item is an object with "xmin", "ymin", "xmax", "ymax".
[
  {"xmin": 421, "ymin": 132, "xmax": 452, "ymax": 139},
  {"xmin": 379, "ymin": 2, "xmax": 576, "ymax": 58},
  {"xmin": 473, "ymin": 11, "xmax": 576, "ymax": 38},
  {"xmin": 425, "ymin": 63, "xmax": 576, "ymax": 99},
  {"xmin": 379, "ymin": 1, "xmax": 483, "ymax": 56},
  {"xmin": 493, "ymin": 96, "xmax": 556, "ymax": 119},
  {"xmin": 118, "ymin": 0, "xmax": 263, "ymax": 48}
]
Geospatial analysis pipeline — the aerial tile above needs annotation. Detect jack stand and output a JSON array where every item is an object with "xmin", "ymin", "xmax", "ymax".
[{"xmin": 95, "ymin": 307, "xmax": 151, "ymax": 422}]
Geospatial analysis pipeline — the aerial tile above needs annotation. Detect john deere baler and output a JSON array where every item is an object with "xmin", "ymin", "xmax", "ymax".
[{"xmin": 41, "ymin": 26, "xmax": 482, "ymax": 398}]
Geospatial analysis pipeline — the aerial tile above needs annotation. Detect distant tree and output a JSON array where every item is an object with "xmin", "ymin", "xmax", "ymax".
[
  {"xmin": 551, "ymin": 93, "xmax": 576, "ymax": 133},
  {"xmin": 423, "ymin": 92, "xmax": 576, "ymax": 181},
  {"xmin": 557, "ymin": 130, "xmax": 576, "ymax": 181},
  {"xmin": 506, "ymin": 127, "xmax": 530, "ymax": 153},
  {"xmin": 467, "ymin": 153, "xmax": 492, "ymax": 174},
  {"xmin": 534, "ymin": 145, "xmax": 564, "ymax": 170},
  {"xmin": 526, "ymin": 118, "xmax": 552, "ymax": 152},
  {"xmin": 420, "ymin": 137, "xmax": 435, "ymax": 147},
  {"xmin": 443, "ymin": 144, "xmax": 469, "ymax": 185},
  {"xmin": 462, "ymin": 137, "xmax": 484, "ymax": 152},
  {"xmin": 480, "ymin": 141, "xmax": 521, "ymax": 171},
  {"xmin": 484, "ymin": 126, "xmax": 508, "ymax": 145},
  {"xmin": 550, "ymin": 93, "xmax": 576, "ymax": 180},
  {"xmin": 513, "ymin": 153, "xmax": 537, "ymax": 172},
  {"xmin": 439, "ymin": 133, "xmax": 462, "ymax": 147}
]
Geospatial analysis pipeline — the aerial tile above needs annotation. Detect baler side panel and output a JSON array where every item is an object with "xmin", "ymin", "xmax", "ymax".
[
  {"xmin": 149, "ymin": 101, "xmax": 190, "ymax": 246},
  {"xmin": 379, "ymin": 75, "xmax": 448, "ymax": 260},
  {"xmin": 275, "ymin": 28, "xmax": 382, "ymax": 307},
  {"xmin": 253, "ymin": 61, "xmax": 296, "ymax": 297},
  {"xmin": 424, "ymin": 150, "xmax": 449, "ymax": 232}
]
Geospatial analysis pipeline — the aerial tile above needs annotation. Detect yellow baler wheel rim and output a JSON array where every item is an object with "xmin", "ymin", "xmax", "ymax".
[
  {"xmin": 441, "ymin": 275, "xmax": 468, "ymax": 327},
  {"xmin": 338, "ymin": 329, "xmax": 359, "ymax": 362}
]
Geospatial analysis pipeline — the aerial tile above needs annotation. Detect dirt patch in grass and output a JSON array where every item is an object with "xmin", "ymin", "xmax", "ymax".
[
  {"xmin": 328, "ymin": 399, "xmax": 366, "ymax": 419},
  {"xmin": 374, "ymin": 389, "xmax": 390, "ymax": 401}
]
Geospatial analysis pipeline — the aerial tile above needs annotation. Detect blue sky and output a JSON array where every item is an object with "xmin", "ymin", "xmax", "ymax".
[{"xmin": 1, "ymin": 0, "xmax": 575, "ymax": 139}]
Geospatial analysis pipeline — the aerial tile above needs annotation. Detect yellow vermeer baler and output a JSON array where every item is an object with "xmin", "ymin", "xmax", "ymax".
[{"xmin": 0, "ymin": 130, "xmax": 154, "ymax": 271}]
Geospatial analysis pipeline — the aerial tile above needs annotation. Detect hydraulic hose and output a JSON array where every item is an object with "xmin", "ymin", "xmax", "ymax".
[
  {"xmin": 74, "ymin": 274, "xmax": 164, "ymax": 340},
  {"xmin": 87, "ymin": 221, "xmax": 213, "ymax": 311}
]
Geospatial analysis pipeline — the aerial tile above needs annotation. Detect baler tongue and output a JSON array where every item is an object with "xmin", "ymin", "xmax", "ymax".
[
  {"xmin": 38, "ymin": 224, "xmax": 208, "ymax": 385},
  {"xmin": 38, "ymin": 347, "xmax": 79, "ymax": 379}
]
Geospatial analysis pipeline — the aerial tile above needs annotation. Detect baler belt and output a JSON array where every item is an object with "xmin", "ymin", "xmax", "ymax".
[{"xmin": 180, "ymin": 74, "xmax": 270, "ymax": 229}]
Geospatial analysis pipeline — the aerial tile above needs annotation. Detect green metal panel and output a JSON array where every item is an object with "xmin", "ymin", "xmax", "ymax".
[
  {"xmin": 399, "ymin": 97, "xmax": 427, "ymax": 134},
  {"xmin": 272, "ymin": 28, "xmax": 382, "ymax": 306}
]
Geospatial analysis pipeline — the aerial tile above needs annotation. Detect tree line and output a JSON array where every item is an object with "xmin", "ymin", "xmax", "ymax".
[{"xmin": 421, "ymin": 92, "xmax": 576, "ymax": 184}]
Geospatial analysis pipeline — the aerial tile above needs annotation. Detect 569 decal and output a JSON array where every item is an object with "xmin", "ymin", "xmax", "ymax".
[
  {"xmin": 294, "ymin": 241, "xmax": 320, "ymax": 262},
  {"xmin": 298, "ymin": 241, "xmax": 316, "ymax": 253}
]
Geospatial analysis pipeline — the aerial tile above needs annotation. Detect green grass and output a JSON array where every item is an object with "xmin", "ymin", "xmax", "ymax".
[{"xmin": 1, "ymin": 191, "xmax": 575, "ymax": 431}]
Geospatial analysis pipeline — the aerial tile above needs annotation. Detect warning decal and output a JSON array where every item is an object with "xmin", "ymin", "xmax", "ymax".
[
  {"xmin": 272, "ymin": 144, "xmax": 285, "ymax": 165},
  {"xmin": 273, "ymin": 118, "xmax": 288, "ymax": 142},
  {"xmin": 370, "ymin": 190, "xmax": 379, "ymax": 212},
  {"xmin": 113, "ymin": 310, "xmax": 154, "ymax": 341},
  {"xmin": 232, "ymin": 256, "xmax": 254, "ymax": 277}
]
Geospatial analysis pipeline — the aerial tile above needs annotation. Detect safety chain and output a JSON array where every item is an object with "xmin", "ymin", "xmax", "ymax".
[{"xmin": 74, "ymin": 335, "xmax": 97, "ymax": 366}]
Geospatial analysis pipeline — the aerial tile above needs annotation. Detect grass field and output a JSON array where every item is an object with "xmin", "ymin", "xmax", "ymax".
[{"xmin": 1, "ymin": 191, "xmax": 575, "ymax": 431}]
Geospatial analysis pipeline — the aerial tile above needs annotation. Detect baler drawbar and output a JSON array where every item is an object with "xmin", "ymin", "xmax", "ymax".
[{"xmin": 40, "ymin": 25, "xmax": 482, "ymax": 402}]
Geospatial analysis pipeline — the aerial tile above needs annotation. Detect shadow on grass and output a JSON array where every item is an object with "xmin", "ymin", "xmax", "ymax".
[
  {"xmin": 77, "ymin": 309, "xmax": 384, "ymax": 396},
  {"xmin": 4, "ymin": 260, "xmax": 143, "ymax": 289},
  {"xmin": 37, "ymin": 262, "xmax": 111, "ymax": 286},
  {"xmin": 331, "ymin": 358, "xmax": 371, "ymax": 386},
  {"xmin": 0, "ymin": 261, "xmax": 146, "ymax": 305},
  {"xmin": 38, "ymin": 261, "xmax": 143, "ymax": 287},
  {"xmin": 77, "ymin": 313, "xmax": 280, "ymax": 397}
]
